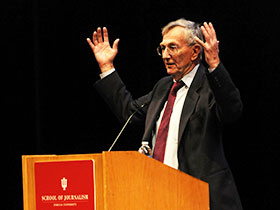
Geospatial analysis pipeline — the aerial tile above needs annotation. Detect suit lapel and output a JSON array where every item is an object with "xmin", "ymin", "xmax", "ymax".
[
  {"xmin": 142, "ymin": 77, "xmax": 173, "ymax": 141},
  {"xmin": 178, "ymin": 64, "xmax": 205, "ymax": 143}
]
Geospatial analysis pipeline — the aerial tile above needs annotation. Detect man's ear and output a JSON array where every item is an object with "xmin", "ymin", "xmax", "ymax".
[{"xmin": 191, "ymin": 44, "xmax": 201, "ymax": 61}]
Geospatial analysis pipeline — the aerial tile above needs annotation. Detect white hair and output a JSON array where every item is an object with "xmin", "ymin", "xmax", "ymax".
[{"xmin": 162, "ymin": 18, "xmax": 204, "ymax": 59}]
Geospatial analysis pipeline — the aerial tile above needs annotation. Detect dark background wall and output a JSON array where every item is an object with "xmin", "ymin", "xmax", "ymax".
[{"xmin": 3, "ymin": 0, "xmax": 278, "ymax": 209}]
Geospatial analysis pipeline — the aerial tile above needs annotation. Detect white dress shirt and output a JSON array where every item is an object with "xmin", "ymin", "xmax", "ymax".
[{"xmin": 152, "ymin": 64, "xmax": 199, "ymax": 169}]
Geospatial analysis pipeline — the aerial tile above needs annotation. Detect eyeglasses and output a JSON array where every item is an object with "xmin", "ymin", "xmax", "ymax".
[
  {"xmin": 156, "ymin": 44, "xmax": 179, "ymax": 57},
  {"xmin": 156, "ymin": 43, "xmax": 196, "ymax": 57}
]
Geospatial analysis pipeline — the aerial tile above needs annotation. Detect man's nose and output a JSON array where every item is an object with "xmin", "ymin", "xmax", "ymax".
[{"xmin": 162, "ymin": 48, "xmax": 171, "ymax": 59}]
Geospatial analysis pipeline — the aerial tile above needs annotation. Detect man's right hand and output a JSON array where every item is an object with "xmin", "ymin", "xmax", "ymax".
[{"xmin": 87, "ymin": 27, "xmax": 120, "ymax": 73}]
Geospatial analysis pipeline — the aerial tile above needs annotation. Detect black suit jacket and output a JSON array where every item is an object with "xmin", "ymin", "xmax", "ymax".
[{"xmin": 94, "ymin": 63, "xmax": 243, "ymax": 210}]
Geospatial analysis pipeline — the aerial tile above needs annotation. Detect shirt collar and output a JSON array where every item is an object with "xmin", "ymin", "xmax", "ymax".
[{"xmin": 179, "ymin": 64, "xmax": 200, "ymax": 88}]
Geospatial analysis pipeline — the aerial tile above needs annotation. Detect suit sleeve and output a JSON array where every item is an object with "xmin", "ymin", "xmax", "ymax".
[
  {"xmin": 207, "ymin": 63, "xmax": 243, "ymax": 123},
  {"xmin": 94, "ymin": 71, "xmax": 152, "ymax": 124}
]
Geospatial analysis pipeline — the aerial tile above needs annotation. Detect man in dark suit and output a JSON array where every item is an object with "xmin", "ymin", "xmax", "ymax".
[{"xmin": 87, "ymin": 19, "xmax": 243, "ymax": 210}]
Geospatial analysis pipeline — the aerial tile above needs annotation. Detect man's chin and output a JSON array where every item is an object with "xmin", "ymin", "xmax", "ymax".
[{"xmin": 166, "ymin": 67, "xmax": 177, "ymax": 75}]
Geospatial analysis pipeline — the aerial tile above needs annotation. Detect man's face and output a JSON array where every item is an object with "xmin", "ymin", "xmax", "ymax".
[{"xmin": 160, "ymin": 26, "xmax": 198, "ymax": 80}]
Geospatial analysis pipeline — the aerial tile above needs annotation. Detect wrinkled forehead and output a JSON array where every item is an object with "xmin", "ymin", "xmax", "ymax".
[{"xmin": 160, "ymin": 26, "xmax": 188, "ymax": 46}]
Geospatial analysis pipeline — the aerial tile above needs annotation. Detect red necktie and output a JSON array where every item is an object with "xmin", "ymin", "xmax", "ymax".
[{"xmin": 153, "ymin": 81, "xmax": 185, "ymax": 162}]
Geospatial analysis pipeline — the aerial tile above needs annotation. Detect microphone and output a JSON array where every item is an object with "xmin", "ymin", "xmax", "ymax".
[{"xmin": 108, "ymin": 103, "xmax": 147, "ymax": 151}]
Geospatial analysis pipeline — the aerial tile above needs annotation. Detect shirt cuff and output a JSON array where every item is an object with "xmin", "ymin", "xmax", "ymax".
[
  {"xmin": 208, "ymin": 62, "xmax": 222, "ymax": 73},
  {"xmin": 208, "ymin": 67, "xmax": 216, "ymax": 73},
  {"xmin": 99, "ymin": 68, "xmax": 115, "ymax": 79}
]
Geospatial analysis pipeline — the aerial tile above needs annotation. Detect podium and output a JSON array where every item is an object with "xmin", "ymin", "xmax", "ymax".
[{"xmin": 22, "ymin": 151, "xmax": 209, "ymax": 210}]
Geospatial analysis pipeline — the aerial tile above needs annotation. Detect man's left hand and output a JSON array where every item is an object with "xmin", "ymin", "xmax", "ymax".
[{"xmin": 195, "ymin": 22, "xmax": 220, "ymax": 69}]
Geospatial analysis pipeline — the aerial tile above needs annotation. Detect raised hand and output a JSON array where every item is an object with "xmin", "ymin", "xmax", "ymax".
[
  {"xmin": 195, "ymin": 22, "xmax": 220, "ymax": 70},
  {"xmin": 87, "ymin": 27, "xmax": 120, "ymax": 73}
]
